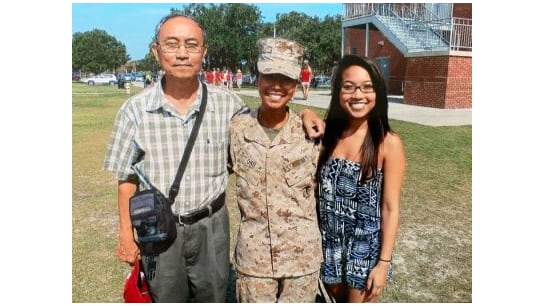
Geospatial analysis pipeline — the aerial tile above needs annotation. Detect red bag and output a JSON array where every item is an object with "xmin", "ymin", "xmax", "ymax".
[{"xmin": 123, "ymin": 260, "xmax": 152, "ymax": 303}]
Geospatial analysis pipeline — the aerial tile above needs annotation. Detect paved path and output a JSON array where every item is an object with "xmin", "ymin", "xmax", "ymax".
[{"xmin": 236, "ymin": 89, "xmax": 472, "ymax": 127}]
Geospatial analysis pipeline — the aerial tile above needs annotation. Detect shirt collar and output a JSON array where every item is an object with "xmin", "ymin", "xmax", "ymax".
[{"xmin": 144, "ymin": 80, "xmax": 204, "ymax": 115}]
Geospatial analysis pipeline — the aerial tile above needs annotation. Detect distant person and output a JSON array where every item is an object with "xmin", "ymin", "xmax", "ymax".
[
  {"xmin": 225, "ymin": 69, "xmax": 233, "ymax": 90},
  {"xmin": 330, "ymin": 60, "xmax": 338, "ymax": 95},
  {"xmin": 235, "ymin": 69, "xmax": 243, "ymax": 90},
  {"xmin": 199, "ymin": 68, "xmax": 206, "ymax": 83},
  {"xmin": 214, "ymin": 68, "xmax": 222, "ymax": 87},
  {"xmin": 205, "ymin": 69, "xmax": 214, "ymax": 84},
  {"xmin": 317, "ymin": 54, "xmax": 406, "ymax": 302},
  {"xmin": 300, "ymin": 59, "xmax": 312, "ymax": 100},
  {"xmin": 145, "ymin": 71, "xmax": 152, "ymax": 87},
  {"xmin": 103, "ymin": 12, "xmax": 325, "ymax": 303},
  {"xmin": 229, "ymin": 37, "xmax": 322, "ymax": 303},
  {"xmin": 117, "ymin": 72, "xmax": 125, "ymax": 89}
]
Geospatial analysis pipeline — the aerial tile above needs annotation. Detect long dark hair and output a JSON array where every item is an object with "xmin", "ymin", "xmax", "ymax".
[{"xmin": 317, "ymin": 54, "xmax": 392, "ymax": 183}]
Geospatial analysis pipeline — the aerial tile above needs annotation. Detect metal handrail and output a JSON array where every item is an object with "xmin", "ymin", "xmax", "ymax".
[{"xmin": 343, "ymin": 3, "xmax": 472, "ymax": 52}]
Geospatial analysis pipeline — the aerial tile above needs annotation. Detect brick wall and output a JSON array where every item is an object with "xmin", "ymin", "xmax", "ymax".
[
  {"xmin": 405, "ymin": 56, "xmax": 448, "ymax": 108},
  {"xmin": 445, "ymin": 55, "xmax": 472, "ymax": 108},
  {"xmin": 453, "ymin": 3, "xmax": 472, "ymax": 19},
  {"xmin": 344, "ymin": 28, "xmax": 406, "ymax": 95},
  {"xmin": 405, "ymin": 55, "xmax": 471, "ymax": 109}
]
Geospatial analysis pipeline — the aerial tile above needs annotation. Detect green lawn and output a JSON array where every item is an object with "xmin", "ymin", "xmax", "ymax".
[{"xmin": 72, "ymin": 83, "xmax": 472, "ymax": 302}]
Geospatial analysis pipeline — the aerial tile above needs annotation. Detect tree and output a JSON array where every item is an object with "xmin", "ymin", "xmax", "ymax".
[
  {"xmin": 72, "ymin": 29, "xmax": 130, "ymax": 73},
  {"xmin": 268, "ymin": 12, "xmax": 342, "ymax": 75},
  {"xmin": 178, "ymin": 3, "xmax": 261, "ymax": 74},
  {"xmin": 137, "ymin": 52, "xmax": 160, "ymax": 73}
]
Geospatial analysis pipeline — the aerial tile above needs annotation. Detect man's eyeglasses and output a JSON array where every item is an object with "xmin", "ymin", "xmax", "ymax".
[
  {"xmin": 340, "ymin": 83, "xmax": 375, "ymax": 94},
  {"xmin": 157, "ymin": 42, "xmax": 203, "ymax": 54}
]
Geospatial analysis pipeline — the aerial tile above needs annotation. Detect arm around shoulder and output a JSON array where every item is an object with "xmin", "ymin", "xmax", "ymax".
[{"xmin": 300, "ymin": 108, "xmax": 325, "ymax": 139}]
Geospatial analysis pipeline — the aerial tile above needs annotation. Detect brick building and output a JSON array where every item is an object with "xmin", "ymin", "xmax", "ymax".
[{"xmin": 342, "ymin": 3, "xmax": 472, "ymax": 109}]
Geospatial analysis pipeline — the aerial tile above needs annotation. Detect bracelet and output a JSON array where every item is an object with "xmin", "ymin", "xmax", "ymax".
[{"xmin": 378, "ymin": 258, "xmax": 392, "ymax": 263}]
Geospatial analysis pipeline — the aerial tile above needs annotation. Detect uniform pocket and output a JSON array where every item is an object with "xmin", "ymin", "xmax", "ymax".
[{"xmin": 283, "ymin": 154, "xmax": 315, "ymax": 186}]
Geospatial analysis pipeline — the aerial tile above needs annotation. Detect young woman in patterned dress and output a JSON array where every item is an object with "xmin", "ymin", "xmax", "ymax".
[{"xmin": 316, "ymin": 54, "xmax": 406, "ymax": 302}]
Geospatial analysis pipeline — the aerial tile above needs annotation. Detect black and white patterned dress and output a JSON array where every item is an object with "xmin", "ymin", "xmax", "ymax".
[{"xmin": 318, "ymin": 157, "xmax": 392, "ymax": 289}]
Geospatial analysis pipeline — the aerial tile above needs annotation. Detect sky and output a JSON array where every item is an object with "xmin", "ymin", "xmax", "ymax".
[{"xmin": 72, "ymin": 2, "xmax": 345, "ymax": 61}]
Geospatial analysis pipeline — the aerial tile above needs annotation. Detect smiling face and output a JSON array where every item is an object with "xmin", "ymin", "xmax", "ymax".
[
  {"xmin": 257, "ymin": 73, "xmax": 298, "ymax": 111},
  {"xmin": 339, "ymin": 65, "xmax": 376, "ymax": 121},
  {"xmin": 151, "ymin": 16, "xmax": 207, "ymax": 82}
]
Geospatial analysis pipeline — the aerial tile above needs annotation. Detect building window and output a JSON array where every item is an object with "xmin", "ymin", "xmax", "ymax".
[{"xmin": 351, "ymin": 47, "xmax": 359, "ymax": 55}]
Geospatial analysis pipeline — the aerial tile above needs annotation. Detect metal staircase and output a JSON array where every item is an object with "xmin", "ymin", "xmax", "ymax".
[{"xmin": 343, "ymin": 3, "xmax": 471, "ymax": 55}]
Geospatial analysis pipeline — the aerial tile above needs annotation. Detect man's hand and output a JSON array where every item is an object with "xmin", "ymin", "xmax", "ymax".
[
  {"xmin": 116, "ymin": 231, "xmax": 140, "ymax": 265},
  {"xmin": 300, "ymin": 108, "xmax": 325, "ymax": 139},
  {"xmin": 117, "ymin": 181, "xmax": 139, "ymax": 265}
]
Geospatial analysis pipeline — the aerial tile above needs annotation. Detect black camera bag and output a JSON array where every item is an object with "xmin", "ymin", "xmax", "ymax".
[{"xmin": 129, "ymin": 188, "xmax": 176, "ymax": 244}]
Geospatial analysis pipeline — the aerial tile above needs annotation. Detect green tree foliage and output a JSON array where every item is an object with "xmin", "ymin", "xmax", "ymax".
[
  {"xmin": 177, "ymin": 3, "xmax": 261, "ymax": 74},
  {"xmin": 138, "ymin": 52, "xmax": 160, "ymax": 73},
  {"xmin": 310, "ymin": 15, "xmax": 343, "ymax": 75},
  {"xmin": 72, "ymin": 29, "xmax": 130, "ymax": 74},
  {"xmin": 266, "ymin": 12, "xmax": 342, "ymax": 75}
]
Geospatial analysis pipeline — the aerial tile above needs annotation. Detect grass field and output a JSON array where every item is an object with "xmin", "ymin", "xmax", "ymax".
[{"xmin": 72, "ymin": 83, "xmax": 472, "ymax": 302}]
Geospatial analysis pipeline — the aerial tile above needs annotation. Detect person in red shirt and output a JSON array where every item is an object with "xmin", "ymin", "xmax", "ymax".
[
  {"xmin": 299, "ymin": 60, "xmax": 312, "ymax": 100},
  {"xmin": 206, "ymin": 69, "xmax": 214, "ymax": 84},
  {"xmin": 226, "ymin": 69, "xmax": 233, "ymax": 90},
  {"xmin": 215, "ymin": 68, "xmax": 223, "ymax": 87}
]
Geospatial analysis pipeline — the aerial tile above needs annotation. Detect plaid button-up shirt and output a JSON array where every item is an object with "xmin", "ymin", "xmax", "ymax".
[{"xmin": 103, "ymin": 81, "xmax": 248, "ymax": 214}]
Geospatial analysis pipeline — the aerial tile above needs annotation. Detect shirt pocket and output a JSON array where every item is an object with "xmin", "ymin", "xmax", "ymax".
[
  {"xmin": 282, "ymin": 143, "xmax": 317, "ymax": 189},
  {"xmin": 203, "ymin": 138, "xmax": 226, "ymax": 177},
  {"xmin": 232, "ymin": 150, "xmax": 261, "ymax": 201},
  {"xmin": 284, "ymin": 156, "xmax": 315, "ymax": 187},
  {"xmin": 283, "ymin": 153, "xmax": 317, "ymax": 211}
]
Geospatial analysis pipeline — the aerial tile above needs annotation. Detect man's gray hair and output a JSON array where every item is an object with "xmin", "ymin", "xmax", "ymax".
[{"xmin": 152, "ymin": 13, "xmax": 207, "ymax": 45}]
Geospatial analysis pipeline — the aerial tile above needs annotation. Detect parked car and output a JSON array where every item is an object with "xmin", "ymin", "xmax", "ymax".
[
  {"xmin": 119, "ymin": 73, "xmax": 132, "ymax": 81},
  {"xmin": 242, "ymin": 73, "xmax": 256, "ymax": 86},
  {"xmin": 131, "ymin": 72, "xmax": 145, "ymax": 82},
  {"xmin": 311, "ymin": 75, "xmax": 331, "ymax": 88},
  {"xmin": 81, "ymin": 73, "xmax": 117, "ymax": 86},
  {"xmin": 72, "ymin": 71, "xmax": 81, "ymax": 82}
]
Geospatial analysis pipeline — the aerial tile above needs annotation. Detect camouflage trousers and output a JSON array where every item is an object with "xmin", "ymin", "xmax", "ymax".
[{"xmin": 236, "ymin": 270, "xmax": 319, "ymax": 303}]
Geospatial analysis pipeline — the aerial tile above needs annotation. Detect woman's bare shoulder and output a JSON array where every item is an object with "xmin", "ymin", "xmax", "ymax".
[{"xmin": 383, "ymin": 132, "xmax": 405, "ymax": 154}]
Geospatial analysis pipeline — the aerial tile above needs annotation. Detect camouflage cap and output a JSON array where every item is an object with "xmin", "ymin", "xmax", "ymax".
[{"xmin": 256, "ymin": 38, "xmax": 305, "ymax": 80}]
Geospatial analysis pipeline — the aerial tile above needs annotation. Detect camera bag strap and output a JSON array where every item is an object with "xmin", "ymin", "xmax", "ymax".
[
  {"xmin": 167, "ymin": 82, "xmax": 208, "ymax": 203},
  {"xmin": 131, "ymin": 82, "xmax": 208, "ymax": 202}
]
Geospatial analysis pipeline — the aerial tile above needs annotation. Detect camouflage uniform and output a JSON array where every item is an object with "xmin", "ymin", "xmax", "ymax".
[
  {"xmin": 236, "ymin": 270, "xmax": 320, "ymax": 302},
  {"xmin": 229, "ymin": 108, "xmax": 323, "ymax": 301}
]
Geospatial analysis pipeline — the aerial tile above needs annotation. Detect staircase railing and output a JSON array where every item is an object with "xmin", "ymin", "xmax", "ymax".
[
  {"xmin": 450, "ymin": 17, "xmax": 472, "ymax": 51},
  {"xmin": 343, "ymin": 3, "xmax": 472, "ymax": 52},
  {"xmin": 383, "ymin": 4, "xmax": 439, "ymax": 50}
]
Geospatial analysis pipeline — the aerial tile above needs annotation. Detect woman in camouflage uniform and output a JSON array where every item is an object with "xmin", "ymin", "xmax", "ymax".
[{"xmin": 229, "ymin": 38, "xmax": 322, "ymax": 302}]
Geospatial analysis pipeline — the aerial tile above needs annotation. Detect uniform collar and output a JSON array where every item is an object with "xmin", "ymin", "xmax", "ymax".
[{"xmin": 243, "ymin": 107, "xmax": 304, "ymax": 145}]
